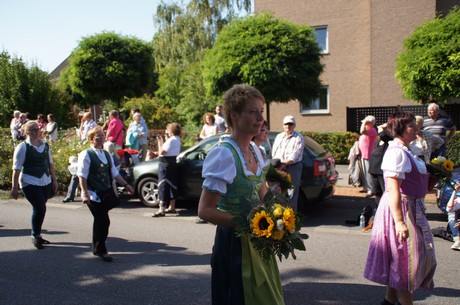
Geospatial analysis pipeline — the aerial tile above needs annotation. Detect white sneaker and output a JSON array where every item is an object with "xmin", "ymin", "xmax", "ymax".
[{"xmin": 451, "ymin": 241, "xmax": 460, "ymax": 251}]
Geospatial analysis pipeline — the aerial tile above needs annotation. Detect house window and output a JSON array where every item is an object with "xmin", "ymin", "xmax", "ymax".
[
  {"xmin": 300, "ymin": 86, "xmax": 329, "ymax": 114},
  {"xmin": 314, "ymin": 26, "xmax": 328, "ymax": 54}
]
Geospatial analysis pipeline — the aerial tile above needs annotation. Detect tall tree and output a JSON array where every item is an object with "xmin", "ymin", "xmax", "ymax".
[
  {"xmin": 395, "ymin": 8, "xmax": 460, "ymax": 105},
  {"xmin": 0, "ymin": 51, "xmax": 64, "ymax": 126},
  {"xmin": 202, "ymin": 12, "xmax": 324, "ymax": 126},
  {"xmin": 61, "ymin": 32, "xmax": 156, "ymax": 108},
  {"xmin": 152, "ymin": 0, "xmax": 251, "ymax": 127}
]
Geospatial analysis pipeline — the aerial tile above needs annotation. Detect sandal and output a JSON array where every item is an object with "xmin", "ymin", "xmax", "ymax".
[
  {"xmin": 152, "ymin": 212, "xmax": 165, "ymax": 217},
  {"xmin": 164, "ymin": 209, "xmax": 177, "ymax": 214}
]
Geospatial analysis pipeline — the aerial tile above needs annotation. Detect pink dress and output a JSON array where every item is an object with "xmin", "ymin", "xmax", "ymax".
[{"xmin": 364, "ymin": 143, "xmax": 436, "ymax": 293}]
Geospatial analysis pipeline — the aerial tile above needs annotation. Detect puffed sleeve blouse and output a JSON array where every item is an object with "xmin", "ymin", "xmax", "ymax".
[
  {"xmin": 381, "ymin": 141, "xmax": 427, "ymax": 180},
  {"xmin": 202, "ymin": 137, "xmax": 265, "ymax": 195}
]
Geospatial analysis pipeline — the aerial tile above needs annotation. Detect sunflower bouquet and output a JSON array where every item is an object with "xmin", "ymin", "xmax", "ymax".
[
  {"xmin": 426, "ymin": 156, "xmax": 455, "ymax": 190},
  {"xmin": 235, "ymin": 193, "xmax": 308, "ymax": 261}
]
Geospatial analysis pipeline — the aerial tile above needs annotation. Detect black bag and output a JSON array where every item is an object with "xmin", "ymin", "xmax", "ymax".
[{"xmin": 97, "ymin": 188, "xmax": 120, "ymax": 210}]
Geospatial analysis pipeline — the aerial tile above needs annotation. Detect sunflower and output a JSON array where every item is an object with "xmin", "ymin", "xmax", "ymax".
[
  {"xmin": 443, "ymin": 159, "xmax": 454, "ymax": 172},
  {"xmin": 251, "ymin": 211, "xmax": 274, "ymax": 238},
  {"xmin": 273, "ymin": 204, "xmax": 284, "ymax": 218},
  {"xmin": 271, "ymin": 229, "xmax": 285, "ymax": 240},
  {"xmin": 283, "ymin": 207, "xmax": 296, "ymax": 233}
]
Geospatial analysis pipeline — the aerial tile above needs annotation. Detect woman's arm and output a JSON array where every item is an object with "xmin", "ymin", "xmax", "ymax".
[
  {"xmin": 49, "ymin": 163, "xmax": 58, "ymax": 194},
  {"xmin": 114, "ymin": 174, "xmax": 134, "ymax": 194},
  {"xmin": 199, "ymin": 126, "xmax": 206, "ymax": 139},
  {"xmin": 386, "ymin": 176, "xmax": 408, "ymax": 241},
  {"xmin": 198, "ymin": 189, "xmax": 234, "ymax": 227},
  {"xmin": 446, "ymin": 182, "xmax": 460, "ymax": 212},
  {"xmin": 11, "ymin": 170, "xmax": 21, "ymax": 200},
  {"xmin": 79, "ymin": 176, "xmax": 90, "ymax": 204}
]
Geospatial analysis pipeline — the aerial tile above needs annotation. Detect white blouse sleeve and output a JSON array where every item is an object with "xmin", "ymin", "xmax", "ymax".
[
  {"xmin": 382, "ymin": 145, "xmax": 411, "ymax": 179},
  {"xmin": 202, "ymin": 146, "xmax": 236, "ymax": 194}
]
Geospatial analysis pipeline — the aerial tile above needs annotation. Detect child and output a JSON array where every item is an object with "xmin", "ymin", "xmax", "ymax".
[{"xmin": 446, "ymin": 181, "xmax": 460, "ymax": 250}]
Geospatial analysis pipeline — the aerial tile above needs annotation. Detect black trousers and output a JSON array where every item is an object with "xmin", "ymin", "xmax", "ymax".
[{"xmin": 86, "ymin": 201, "xmax": 110, "ymax": 255}]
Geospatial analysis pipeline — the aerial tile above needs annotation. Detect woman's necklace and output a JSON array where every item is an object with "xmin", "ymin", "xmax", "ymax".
[{"xmin": 229, "ymin": 137, "xmax": 256, "ymax": 166}]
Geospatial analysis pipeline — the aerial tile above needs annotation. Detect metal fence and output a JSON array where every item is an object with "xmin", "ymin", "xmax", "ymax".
[{"xmin": 346, "ymin": 104, "xmax": 460, "ymax": 133}]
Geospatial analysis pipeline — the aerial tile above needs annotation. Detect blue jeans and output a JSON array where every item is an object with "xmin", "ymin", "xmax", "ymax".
[
  {"xmin": 448, "ymin": 211, "xmax": 459, "ymax": 239},
  {"xmin": 22, "ymin": 184, "xmax": 52, "ymax": 238},
  {"xmin": 64, "ymin": 174, "xmax": 79, "ymax": 200}
]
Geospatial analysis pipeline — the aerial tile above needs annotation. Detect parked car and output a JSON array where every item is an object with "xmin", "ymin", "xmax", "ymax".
[{"xmin": 132, "ymin": 132, "xmax": 338, "ymax": 211}]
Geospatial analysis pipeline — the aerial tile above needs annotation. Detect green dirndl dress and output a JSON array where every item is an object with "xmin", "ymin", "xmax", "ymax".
[{"xmin": 210, "ymin": 140, "xmax": 285, "ymax": 305}]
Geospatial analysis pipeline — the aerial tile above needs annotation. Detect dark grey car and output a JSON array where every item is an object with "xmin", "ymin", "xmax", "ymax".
[{"xmin": 132, "ymin": 133, "xmax": 338, "ymax": 211}]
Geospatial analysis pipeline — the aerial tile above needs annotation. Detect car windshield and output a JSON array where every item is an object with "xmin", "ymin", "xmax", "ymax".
[{"xmin": 304, "ymin": 136, "xmax": 326, "ymax": 156}]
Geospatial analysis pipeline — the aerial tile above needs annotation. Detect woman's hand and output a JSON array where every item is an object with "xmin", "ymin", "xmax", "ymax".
[
  {"xmin": 81, "ymin": 193, "xmax": 91, "ymax": 205},
  {"xmin": 125, "ymin": 184, "xmax": 134, "ymax": 195},
  {"xmin": 11, "ymin": 187, "xmax": 19, "ymax": 200},
  {"xmin": 52, "ymin": 179, "xmax": 58, "ymax": 194},
  {"xmin": 395, "ymin": 220, "xmax": 409, "ymax": 242}
]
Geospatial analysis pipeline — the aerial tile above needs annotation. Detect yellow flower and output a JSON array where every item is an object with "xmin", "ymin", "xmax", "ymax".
[
  {"xmin": 431, "ymin": 158, "xmax": 440, "ymax": 165},
  {"xmin": 273, "ymin": 204, "xmax": 284, "ymax": 218},
  {"xmin": 443, "ymin": 159, "xmax": 454, "ymax": 172},
  {"xmin": 251, "ymin": 211, "xmax": 274, "ymax": 238},
  {"xmin": 283, "ymin": 207, "xmax": 296, "ymax": 233},
  {"xmin": 271, "ymin": 229, "xmax": 285, "ymax": 240},
  {"xmin": 286, "ymin": 173, "xmax": 292, "ymax": 183}
]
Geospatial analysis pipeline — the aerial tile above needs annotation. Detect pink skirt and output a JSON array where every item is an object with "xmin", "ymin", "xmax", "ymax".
[{"xmin": 364, "ymin": 193, "xmax": 436, "ymax": 293}]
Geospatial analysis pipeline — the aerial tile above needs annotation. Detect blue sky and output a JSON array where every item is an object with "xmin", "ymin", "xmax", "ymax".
[{"xmin": 0, "ymin": 0, "xmax": 161, "ymax": 72}]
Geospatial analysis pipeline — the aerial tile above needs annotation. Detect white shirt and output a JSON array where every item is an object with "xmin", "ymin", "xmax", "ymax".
[
  {"xmin": 77, "ymin": 147, "xmax": 119, "ymax": 202},
  {"xmin": 81, "ymin": 119, "xmax": 97, "ymax": 141},
  {"xmin": 382, "ymin": 141, "xmax": 427, "ymax": 180},
  {"xmin": 162, "ymin": 135, "xmax": 181, "ymax": 156},
  {"xmin": 202, "ymin": 137, "xmax": 265, "ymax": 194},
  {"xmin": 271, "ymin": 131, "xmax": 304, "ymax": 164},
  {"xmin": 12, "ymin": 140, "xmax": 53, "ymax": 187}
]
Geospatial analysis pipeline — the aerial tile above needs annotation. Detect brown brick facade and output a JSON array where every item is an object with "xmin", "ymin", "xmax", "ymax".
[{"xmin": 255, "ymin": 0, "xmax": 460, "ymax": 132}]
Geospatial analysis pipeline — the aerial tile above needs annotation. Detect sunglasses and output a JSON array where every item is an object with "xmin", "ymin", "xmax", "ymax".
[
  {"xmin": 28, "ymin": 128, "xmax": 39, "ymax": 132},
  {"xmin": 284, "ymin": 123, "xmax": 294, "ymax": 126}
]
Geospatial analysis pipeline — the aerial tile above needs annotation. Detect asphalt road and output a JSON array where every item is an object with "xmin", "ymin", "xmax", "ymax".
[{"xmin": 0, "ymin": 191, "xmax": 459, "ymax": 305}]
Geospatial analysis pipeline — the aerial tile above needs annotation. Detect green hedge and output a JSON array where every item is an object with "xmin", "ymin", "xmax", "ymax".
[{"xmin": 302, "ymin": 131, "xmax": 359, "ymax": 165}]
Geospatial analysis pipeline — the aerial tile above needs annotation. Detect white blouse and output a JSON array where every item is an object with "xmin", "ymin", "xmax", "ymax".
[
  {"xmin": 382, "ymin": 141, "xmax": 427, "ymax": 180},
  {"xmin": 202, "ymin": 137, "xmax": 266, "ymax": 194}
]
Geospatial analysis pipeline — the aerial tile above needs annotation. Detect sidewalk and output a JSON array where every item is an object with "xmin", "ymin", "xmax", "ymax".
[{"xmin": 334, "ymin": 164, "xmax": 437, "ymax": 203}]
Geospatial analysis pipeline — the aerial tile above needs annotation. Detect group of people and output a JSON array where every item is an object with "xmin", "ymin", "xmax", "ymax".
[
  {"xmin": 12, "ymin": 119, "xmax": 134, "ymax": 261},
  {"xmin": 10, "ymin": 111, "xmax": 58, "ymax": 145},
  {"xmin": 11, "ymin": 84, "xmax": 457, "ymax": 304},
  {"xmin": 357, "ymin": 103, "xmax": 457, "ymax": 201}
]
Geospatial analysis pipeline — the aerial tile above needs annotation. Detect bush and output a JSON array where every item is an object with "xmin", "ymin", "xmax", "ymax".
[{"xmin": 302, "ymin": 131, "xmax": 359, "ymax": 164}]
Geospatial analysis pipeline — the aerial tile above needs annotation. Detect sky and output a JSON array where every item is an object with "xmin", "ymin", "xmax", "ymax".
[{"xmin": 0, "ymin": 0, "xmax": 161, "ymax": 73}]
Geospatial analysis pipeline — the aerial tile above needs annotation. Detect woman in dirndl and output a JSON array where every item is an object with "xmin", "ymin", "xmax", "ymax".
[
  {"xmin": 198, "ymin": 84, "xmax": 284, "ymax": 305},
  {"xmin": 364, "ymin": 112, "xmax": 436, "ymax": 305}
]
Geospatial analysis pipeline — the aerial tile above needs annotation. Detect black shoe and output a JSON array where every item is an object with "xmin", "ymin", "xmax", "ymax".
[
  {"xmin": 39, "ymin": 237, "xmax": 51, "ymax": 245},
  {"xmin": 93, "ymin": 252, "xmax": 113, "ymax": 262},
  {"xmin": 32, "ymin": 237, "xmax": 43, "ymax": 250},
  {"xmin": 62, "ymin": 198, "xmax": 73, "ymax": 203},
  {"xmin": 152, "ymin": 212, "xmax": 165, "ymax": 217}
]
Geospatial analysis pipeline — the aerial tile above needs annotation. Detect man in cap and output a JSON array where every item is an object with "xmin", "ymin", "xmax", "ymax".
[{"xmin": 271, "ymin": 115, "xmax": 304, "ymax": 211}]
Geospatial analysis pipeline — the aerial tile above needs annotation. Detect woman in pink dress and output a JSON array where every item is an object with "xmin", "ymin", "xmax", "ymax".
[
  {"xmin": 364, "ymin": 112, "xmax": 436, "ymax": 305},
  {"xmin": 358, "ymin": 115, "xmax": 378, "ymax": 196}
]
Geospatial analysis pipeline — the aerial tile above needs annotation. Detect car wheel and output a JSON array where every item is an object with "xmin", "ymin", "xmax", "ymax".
[{"xmin": 137, "ymin": 177, "xmax": 160, "ymax": 207}]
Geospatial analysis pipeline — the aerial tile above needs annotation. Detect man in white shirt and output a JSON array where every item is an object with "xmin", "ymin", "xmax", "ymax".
[{"xmin": 271, "ymin": 115, "xmax": 304, "ymax": 211}]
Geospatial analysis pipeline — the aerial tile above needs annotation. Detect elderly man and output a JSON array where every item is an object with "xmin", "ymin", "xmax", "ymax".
[
  {"xmin": 271, "ymin": 115, "xmax": 304, "ymax": 211},
  {"xmin": 423, "ymin": 103, "xmax": 456, "ymax": 158}
]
